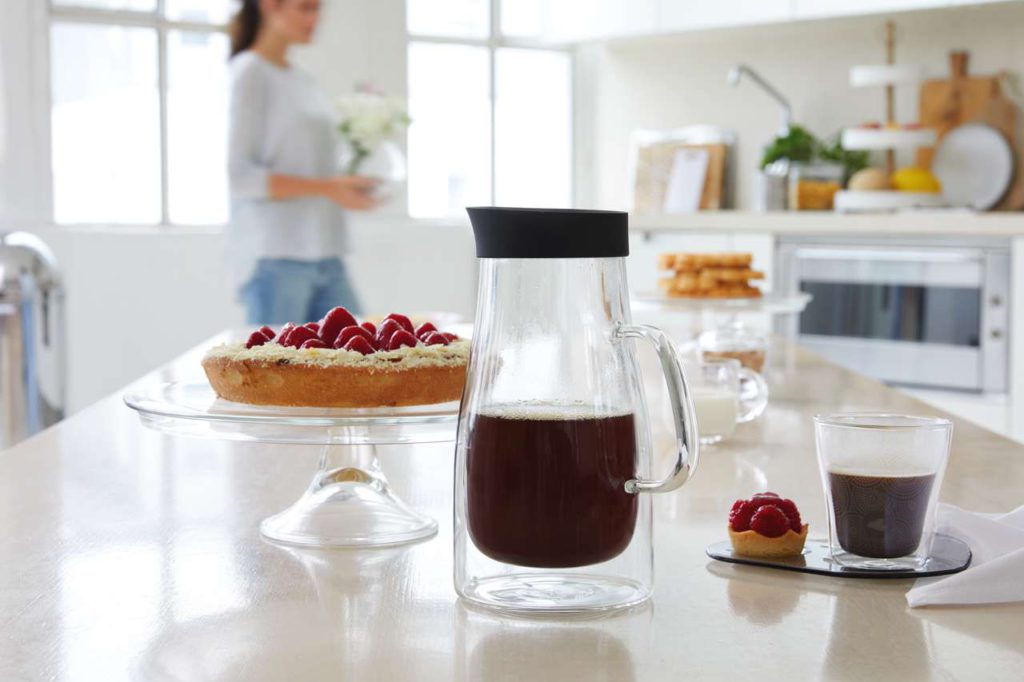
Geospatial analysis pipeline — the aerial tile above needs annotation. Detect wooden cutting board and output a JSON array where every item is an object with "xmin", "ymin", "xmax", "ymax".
[
  {"xmin": 633, "ymin": 142, "xmax": 727, "ymax": 212},
  {"xmin": 916, "ymin": 51, "xmax": 1024, "ymax": 210}
]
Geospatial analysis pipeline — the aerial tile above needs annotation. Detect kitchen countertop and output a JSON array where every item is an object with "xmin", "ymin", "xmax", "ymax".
[
  {"xmin": 1, "ymin": 337, "xmax": 1022, "ymax": 680},
  {"xmin": 631, "ymin": 210, "xmax": 1024, "ymax": 236}
]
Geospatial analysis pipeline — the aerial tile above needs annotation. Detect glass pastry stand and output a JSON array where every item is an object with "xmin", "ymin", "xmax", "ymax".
[
  {"xmin": 631, "ymin": 291, "xmax": 811, "ymax": 334},
  {"xmin": 124, "ymin": 381, "xmax": 458, "ymax": 548}
]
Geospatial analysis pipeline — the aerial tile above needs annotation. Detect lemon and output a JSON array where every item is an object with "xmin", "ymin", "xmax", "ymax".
[{"xmin": 891, "ymin": 167, "xmax": 942, "ymax": 193}]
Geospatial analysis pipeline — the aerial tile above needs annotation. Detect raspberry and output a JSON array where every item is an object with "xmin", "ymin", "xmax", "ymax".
[
  {"xmin": 772, "ymin": 498, "xmax": 803, "ymax": 532},
  {"xmin": 334, "ymin": 325, "xmax": 373, "ymax": 349},
  {"xmin": 729, "ymin": 499, "xmax": 756, "ymax": 532},
  {"xmin": 375, "ymin": 319, "xmax": 403, "ymax": 347},
  {"xmin": 386, "ymin": 329, "xmax": 418, "ymax": 350},
  {"xmin": 343, "ymin": 336, "xmax": 375, "ymax": 355},
  {"xmin": 259, "ymin": 325, "xmax": 276, "ymax": 340},
  {"xmin": 285, "ymin": 326, "xmax": 317, "ymax": 348},
  {"xmin": 319, "ymin": 307, "xmax": 358, "ymax": 345},
  {"xmin": 421, "ymin": 331, "xmax": 450, "ymax": 346},
  {"xmin": 246, "ymin": 330, "xmax": 271, "ymax": 349},
  {"xmin": 415, "ymin": 322, "xmax": 437, "ymax": 338},
  {"xmin": 301, "ymin": 338, "xmax": 329, "ymax": 349},
  {"xmin": 750, "ymin": 492, "xmax": 782, "ymax": 510},
  {"xmin": 384, "ymin": 313, "xmax": 414, "ymax": 333},
  {"xmin": 360, "ymin": 321, "xmax": 377, "ymax": 336},
  {"xmin": 276, "ymin": 323, "xmax": 297, "ymax": 346},
  {"xmin": 750, "ymin": 505, "xmax": 791, "ymax": 538}
]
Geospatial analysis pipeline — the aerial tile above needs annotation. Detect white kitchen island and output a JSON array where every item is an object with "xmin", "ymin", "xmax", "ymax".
[{"xmin": 0, "ymin": 335, "xmax": 1022, "ymax": 680}]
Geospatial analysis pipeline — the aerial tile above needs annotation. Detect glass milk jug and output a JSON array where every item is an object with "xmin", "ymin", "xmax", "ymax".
[{"xmin": 454, "ymin": 208, "xmax": 700, "ymax": 614}]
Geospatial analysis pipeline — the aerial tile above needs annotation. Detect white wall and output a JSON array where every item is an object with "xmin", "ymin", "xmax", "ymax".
[{"xmin": 576, "ymin": 2, "xmax": 1024, "ymax": 210}]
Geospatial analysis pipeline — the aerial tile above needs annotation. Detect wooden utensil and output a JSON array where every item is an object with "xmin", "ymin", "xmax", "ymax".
[{"xmin": 917, "ymin": 51, "xmax": 1023, "ymax": 210}]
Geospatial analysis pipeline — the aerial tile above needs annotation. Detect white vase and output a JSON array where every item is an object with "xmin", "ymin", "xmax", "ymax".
[{"xmin": 340, "ymin": 140, "xmax": 407, "ymax": 202}]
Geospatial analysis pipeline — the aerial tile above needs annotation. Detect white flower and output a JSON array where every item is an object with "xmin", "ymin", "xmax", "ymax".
[{"xmin": 335, "ymin": 91, "xmax": 410, "ymax": 154}]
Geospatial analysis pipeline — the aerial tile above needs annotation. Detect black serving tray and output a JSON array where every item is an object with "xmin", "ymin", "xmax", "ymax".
[{"xmin": 706, "ymin": 534, "xmax": 971, "ymax": 579}]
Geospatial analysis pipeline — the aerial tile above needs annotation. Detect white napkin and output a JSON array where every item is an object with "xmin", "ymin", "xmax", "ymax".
[{"xmin": 906, "ymin": 503, "xmax": 1024, "ymax": 607}]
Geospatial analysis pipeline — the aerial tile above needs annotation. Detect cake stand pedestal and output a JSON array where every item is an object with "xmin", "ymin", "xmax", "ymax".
[{"xmin": 125, "ymin": 381, "xmax": 458, "ymax": 548}]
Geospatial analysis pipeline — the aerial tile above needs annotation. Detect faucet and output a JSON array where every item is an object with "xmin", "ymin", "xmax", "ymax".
[{"xmin": 727, "ymin": 64, "xmax": 792, "ymax": 136}]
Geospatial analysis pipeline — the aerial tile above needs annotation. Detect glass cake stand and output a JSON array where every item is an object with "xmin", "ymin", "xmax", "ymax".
[
  {"xmin": 124, "ymin": 381, "xmax": 458, "ymax": 548},
  {"xmin": 631, "ymin": 291, "xmax": 811, "ymax": 316}
]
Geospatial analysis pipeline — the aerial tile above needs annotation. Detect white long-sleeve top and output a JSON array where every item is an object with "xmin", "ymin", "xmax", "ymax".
[{"xmin": 226, "ymin": 51, "xmax": 347, "ymax": 282}]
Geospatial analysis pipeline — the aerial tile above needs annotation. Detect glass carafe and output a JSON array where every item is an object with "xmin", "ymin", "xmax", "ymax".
[{"xmin": 455, "ymin": 207, "xmax": 700, "ymax": 614}]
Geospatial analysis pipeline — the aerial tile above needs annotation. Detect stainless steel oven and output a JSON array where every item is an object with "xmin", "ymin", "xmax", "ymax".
[{"xmin": 777, "ymin": 235, "xmax": 1010, "ymax": 393}]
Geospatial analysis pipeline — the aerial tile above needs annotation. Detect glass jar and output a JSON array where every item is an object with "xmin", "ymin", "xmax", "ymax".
[
  {"xmin": 788, "ymin": 162, "xmax": 843, "ymax": 211},
  {"xmin": 699, "ymin": 322, "xmax": 769, "ymax": 373}
]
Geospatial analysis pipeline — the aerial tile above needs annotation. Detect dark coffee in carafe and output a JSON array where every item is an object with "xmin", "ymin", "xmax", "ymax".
[{"xmin": 466, "ymin": 408, "xmax": 638, "ymax": 568}]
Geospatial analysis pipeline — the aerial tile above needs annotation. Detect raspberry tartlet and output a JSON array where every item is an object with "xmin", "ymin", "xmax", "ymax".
[
  {"xmin": 202, "ymin": 307, "xmax": 469, "ymax": 408},
  {"xmin": 727, "ymin": 492, "xmax": 809, "ymax": 558}
]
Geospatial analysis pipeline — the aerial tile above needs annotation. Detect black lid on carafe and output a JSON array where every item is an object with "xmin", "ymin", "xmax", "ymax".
[{"xmin": 466, "ymin": 207, "xmax": 629, "ymax": 258}]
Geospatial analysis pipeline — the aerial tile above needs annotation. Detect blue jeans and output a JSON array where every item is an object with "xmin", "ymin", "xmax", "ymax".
[{"xmin": 240, "ymin": 258, "xmax": 361, "ymax": 325}]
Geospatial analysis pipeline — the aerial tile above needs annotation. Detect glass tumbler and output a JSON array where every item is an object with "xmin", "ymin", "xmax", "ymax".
[
  {"xmin": 455, "ymin": 207, "xmax": 701, "ymax": 614},
  {"xmin": 814, "ymin": 414, "xmax": 953, "ymax": 570}
]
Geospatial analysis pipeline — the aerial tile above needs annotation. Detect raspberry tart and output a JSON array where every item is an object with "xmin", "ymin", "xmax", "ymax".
[
  {"xmin": 202, "ymin": 307, "xmax": 469, "ymax": 408},
  {"xmin": 727, "ymin": 492, "xmax": 809, "ymax": 558}
]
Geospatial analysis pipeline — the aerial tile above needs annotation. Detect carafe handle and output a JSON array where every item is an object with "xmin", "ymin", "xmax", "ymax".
[{"xmin": 615, "ymin": 324, "xmax": 700, "ymax": 494}]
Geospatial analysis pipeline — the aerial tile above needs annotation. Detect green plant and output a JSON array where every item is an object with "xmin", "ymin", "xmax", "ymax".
[
  {"xmin": 759, "ymin": 125, "xmax": 817, "ymax": 169},
  {"xmin": 760, "ymin": 126, "xmax": 873, "ymax": 186},
  {"xmin": 819, "ymin": 137, "xmax": 871, "ymax": 184}
]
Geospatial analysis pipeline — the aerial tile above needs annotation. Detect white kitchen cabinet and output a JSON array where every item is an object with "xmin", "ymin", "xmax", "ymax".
[
  {"xmin": 657, "ymin": 0, "xmax": 791, "ymax": 32},
  {"xmin": 540, "ymin": 0, "xmax": 1006, "ymax": 44},
  {"xmin": 791, "ymin": 0, "xmax": 946, "ymax": 20},
  {"xmin": 545, "ymin": 0, "xmax": 658, "ymax": 42}
]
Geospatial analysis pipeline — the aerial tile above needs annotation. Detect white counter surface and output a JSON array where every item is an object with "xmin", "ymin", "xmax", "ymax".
[
  {"xmin": 631, "ymin": 210, "xmax": 1024, "ymax": 236},
  {"xmin": 1, "ymin": 337, "xmax": 1022, "ymax": 680}
]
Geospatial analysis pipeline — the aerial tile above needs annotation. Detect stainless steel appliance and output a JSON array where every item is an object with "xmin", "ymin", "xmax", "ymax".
[
  {"xmin": 0, "ymin": 232, "xmax": 65, "ymax": 449},
  {"xmin": 777, "ymin": 235, "xmax": 1009, "ymax": 393}
]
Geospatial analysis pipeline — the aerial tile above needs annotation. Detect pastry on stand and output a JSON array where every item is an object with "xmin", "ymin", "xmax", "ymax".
[{"xmin": 126, "ymin": 307, "xmax": 469, "ymax": 549}]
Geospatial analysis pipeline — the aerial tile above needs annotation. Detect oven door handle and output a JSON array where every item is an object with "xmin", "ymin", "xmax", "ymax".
[{"xmin": 795, "ymin": 248, "xmax": 982, "ymax": 264}]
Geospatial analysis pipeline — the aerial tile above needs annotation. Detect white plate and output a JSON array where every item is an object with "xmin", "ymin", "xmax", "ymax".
[{"xmin": 933, "ymin": 123, "xmax": 1015, "ymax": 210}]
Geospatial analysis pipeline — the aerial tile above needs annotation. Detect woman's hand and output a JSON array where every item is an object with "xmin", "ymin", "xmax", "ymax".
[{"xmin": 322, "ymin": 176, "xmax": 380, "ymax": 211}]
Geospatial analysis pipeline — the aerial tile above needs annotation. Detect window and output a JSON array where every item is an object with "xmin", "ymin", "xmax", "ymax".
[
  {"xmin": 407, "ymin": 0, "xmax": 574, "ymax": 218},
  {"xmin": 49, "ymin": 1, "xmax": 230, "ymax": 225}
]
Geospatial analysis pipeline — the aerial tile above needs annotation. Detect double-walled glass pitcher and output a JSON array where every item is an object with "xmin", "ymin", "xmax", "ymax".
[{"xmin": 454, "ymin": 208, "xmax": 700, "ymax": 614}]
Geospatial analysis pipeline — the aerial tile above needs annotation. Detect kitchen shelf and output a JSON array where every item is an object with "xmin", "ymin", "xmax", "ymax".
[
  {"xmin": 833, "ymin": 190, "xmax": 946, "ymax": 212},
  {"xmin": 841, "ymin": 127, "xmax": 937, "ymax": 150},
  {"xmin": 629, "ymin": 210, "xmax": 1024, "ymax": 236},
  {"xmin": 849, "ymin": 64, "xmax": 925, "ymax": 88}
]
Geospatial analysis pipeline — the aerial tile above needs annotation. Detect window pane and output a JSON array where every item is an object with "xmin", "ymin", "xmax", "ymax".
[
  {"xmin": 495, "ymin": 49, "xmax": 572, "ymax": 208},
  {"xmin": 408, "ymin": 43, "xmax": 491, "ymax": 218},
  {"xmin": 167, "ymin": 31, "xmax": 230, "ymax": 225},
  {"xmin": 51, "ymin": 22, "xmax": 160, "ymax": 224},
  {"xmin": 53, "ymin": 0, "xmax": 156, "ymax": 10},
  {"xmin": 407, "ymin": 0, "xmax": 490, "ymax": 39},
  {"xmin": 165, "ymin": 0, "xmax": 233, "ymax": 24},
  {"xmin": 500, "ymin": 0, "xmax": 548, "ymax": 38}
]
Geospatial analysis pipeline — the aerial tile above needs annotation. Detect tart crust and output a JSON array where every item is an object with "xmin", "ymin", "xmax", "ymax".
[
  {"xmin": 728, "ymin": 524, "xmax": 809, "ymax": 558},
  {"xmin": 202, "ymin": 343, "xmax": 468, "ymax": 407}
]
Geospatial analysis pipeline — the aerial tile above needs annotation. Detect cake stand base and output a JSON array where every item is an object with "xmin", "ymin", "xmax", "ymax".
[{"xmin": 259, "ymin": 443, "xmax": 438, "ymax": 548}]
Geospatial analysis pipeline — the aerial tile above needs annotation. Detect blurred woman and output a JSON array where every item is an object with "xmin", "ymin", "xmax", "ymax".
[{"xmin": 228, "ymin": 0, "xmax": 375, "ymax": 325}]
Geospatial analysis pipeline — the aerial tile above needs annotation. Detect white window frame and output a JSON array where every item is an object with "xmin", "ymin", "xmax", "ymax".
[
  {"xmin": 406, "ymin": 0, "xmax": 576, "ymax": 210},
  {"xmin": 46, "ymin": 0, "xmax": 227, "ymax": 226}
]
